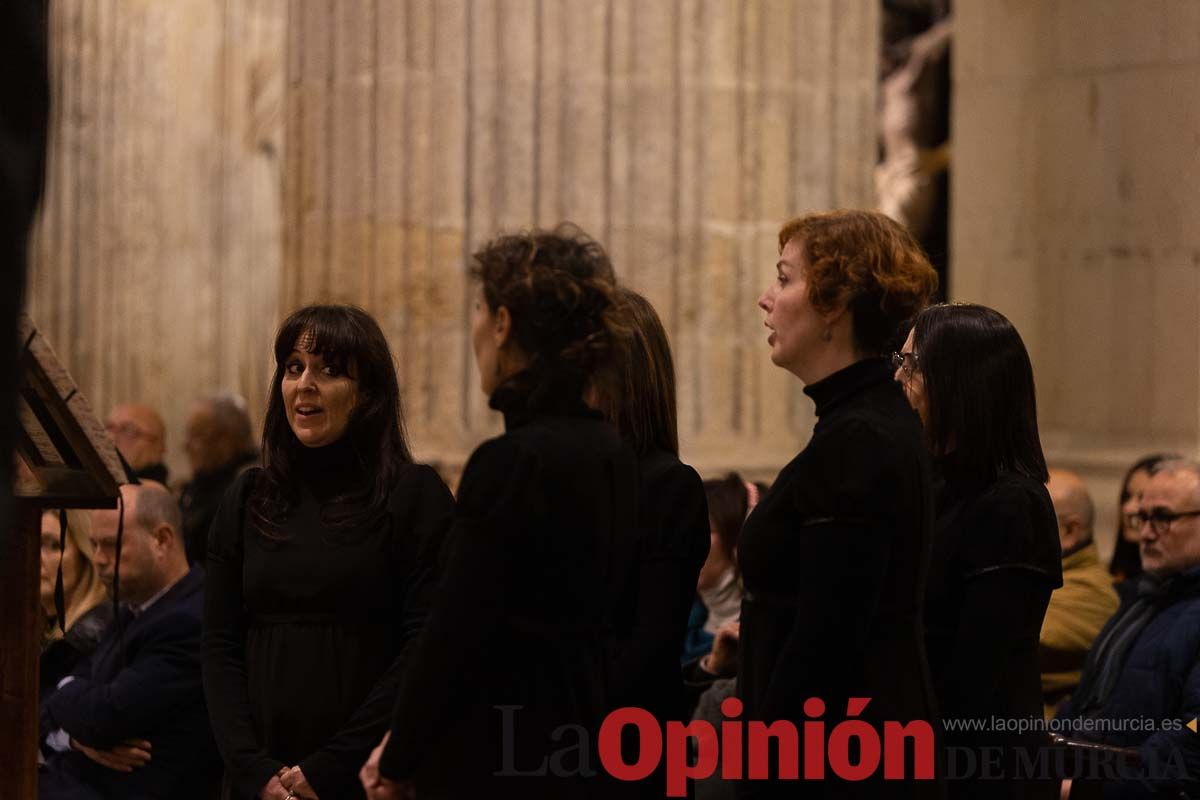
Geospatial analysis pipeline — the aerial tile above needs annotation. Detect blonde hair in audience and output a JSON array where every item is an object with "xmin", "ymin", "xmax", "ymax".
[{"xmin": 44, "ymin": 509, "xmax": 108, "ymax": 643}]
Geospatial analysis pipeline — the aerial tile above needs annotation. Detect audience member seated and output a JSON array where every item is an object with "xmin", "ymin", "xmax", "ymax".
[
  {"xmin": 1109, "ymin": 454, "xmax": 1179, "ymax": 590},
  {"xmin": 691, "ymin": 621, "xmax": 740, "ymax": 800},
  {"xmin": 39, "ymin": 508, "xmax": 112, "ymax": 701},
  {"xmin": 1058, "ymin": 458, "xmax": 1200, "ymax": 799},
  {"xmin": 681, "ymin": 473, "xmax": 761, "ymax": 662},
  {"xmin": 39, "ymin": 481, "xmax": 219, "ymax": 800},
  {"xmin": 1040, "ymin": 469, "xmax": 1119, "ymax": 716},
  {"xmin": 105, "ymin": 403, "xmax": 169, "ymax": 483},
  {"xmin": 179, "ymin": 393, "xmax": 257, "ymax": 565}
]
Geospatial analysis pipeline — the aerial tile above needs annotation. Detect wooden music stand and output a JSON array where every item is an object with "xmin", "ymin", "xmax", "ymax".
[{"xmin": 1, "ymin": 315, "xmax": 124, "ymax": 800}]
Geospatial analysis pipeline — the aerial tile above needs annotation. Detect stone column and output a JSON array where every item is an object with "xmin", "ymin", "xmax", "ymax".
[
  {"xmin": 953, "ymin": 0, "xmax": 1200, "ymax": 551},
  {"xmin": 282, "ymin": 0, "xmax": 881, "ymax": 479},
  {"xmin": 28, "ymin": 0, "xmax": 287, "ymax": 480}
]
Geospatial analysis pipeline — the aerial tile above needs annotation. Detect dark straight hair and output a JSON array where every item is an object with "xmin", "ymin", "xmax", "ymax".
[
  {"xmin": 912, "ymin": 303, "xmax": 1048, "ymax": 483},
  {"xmin": 1109, "ymin": 453, "xmax": 1180, "ymax": 580},
  {"xmin": 596, "ymin": 288, "xmax": 679, "ymax": 456},
  {"xmin": 703, "ymin": 472, "xmax": 766, "ymax": 571},
  {"xmin": 250, "ymin": 304, "xmax": 413, "ymax": 539}
]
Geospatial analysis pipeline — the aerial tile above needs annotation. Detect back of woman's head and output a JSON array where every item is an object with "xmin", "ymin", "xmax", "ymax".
[
  {"xmin": 255, "ymin": 303, "xmax": 412, "ymax": 536},
  {"xmin": 594, "ymin": 287, "xmax": 678, "ymax": 456},
  {"xmin": 778, "ymin": 209, "xmax": 938, "ymax": 356},
  {"xmin": 472, "ymin": 223, "xmax": 624, "ymax": 384},
  {"xmin": 912, "ymin": 303, "xmax": 1047, "ymax": 482},
  {"xmin": 704, "ymin": 473, "xmax": 763, "ymax": 567}
]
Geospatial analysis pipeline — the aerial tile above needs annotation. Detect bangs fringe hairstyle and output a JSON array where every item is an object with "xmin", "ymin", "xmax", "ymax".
[
  {"xmin": 595, "ymin": 287, "xmax": 679, "ymax": 456},
  {"xmin": 472, "ymin": 223, "xmax": 628, "ymax": 393},
  {"xmin": 778, "ymin": 209, "xmax": 938, "ymax": 356},
  {"xmin": 251, "ymin": 304, "xmax": 413, "ymax": 539},
  {"xmin": 911, "ymin": 303, "xmax": 1048, "ymax": 483}
]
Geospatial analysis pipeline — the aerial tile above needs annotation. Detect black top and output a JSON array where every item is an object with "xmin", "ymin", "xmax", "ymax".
[
  {"xmin": 135, "ymin": 461, "xmax": 169, "ymax": 484},
  {"xmin": 609, "ymin": 447, "xmax": 710, "ymax": 717},
  {"xmin": 608, "ymin": 448, "xmax": 710, "ymax": 798},
  {"xmin": 181, "ymin": 451, "xmax": 257, "ymax": 565},
  {"xmin": 736, "ymin": 358, "xmax": 941, "ymax": 799},
  {"xmin": 40, "ymin": 601, "xmax": 113, "ymax": 702},
  {"xmin": 924, "ymin": 453, "xmax": 1062, "ymax": 800},
  {"xmin": 378, "ymin": 369, "xmax": 640, "ymax": 798},
  {"xmin": 203, "ymin": 439, "xmax": 454, "ymax": 800}
]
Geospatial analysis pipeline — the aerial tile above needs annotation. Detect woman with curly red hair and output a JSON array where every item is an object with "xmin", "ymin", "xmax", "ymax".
[{"xmin": 738, "ymin": 209, "xmax": 942, "ymax": 799}]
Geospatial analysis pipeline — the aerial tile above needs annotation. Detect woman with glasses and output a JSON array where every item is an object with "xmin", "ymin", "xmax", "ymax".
[
  {"xmin": 740, "ymin": 209, "xmax": 941, "ymax": 798},
  {"xmin": 895, "ymin": 303, "xmax": 1062, "ymax": 800}
]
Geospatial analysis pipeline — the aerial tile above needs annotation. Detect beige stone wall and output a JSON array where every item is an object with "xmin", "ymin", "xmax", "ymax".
[
  {"xmin": 953, "ymin": 0, "xmax": 1200, "ymax": 555},
  {"xmin": 27, "ymin": 0, "xmax": 287, "ymax": 483},
  {"xmin": 29, "ymin": 0, "xmax": 879, "ymax": 483}
]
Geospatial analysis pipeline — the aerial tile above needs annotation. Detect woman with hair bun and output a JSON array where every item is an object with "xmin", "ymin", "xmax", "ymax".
[
  {"xmin": 362, "ymin": 225, "xmax": 640, "ymax": 799},
  {"xmin": 741, "ymin": 209, "xmax": 941, "ymax": 798}
]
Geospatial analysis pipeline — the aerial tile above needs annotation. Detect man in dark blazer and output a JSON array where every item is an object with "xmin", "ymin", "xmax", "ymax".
[{"xmin": 39, "ymin": 481, "xmax": 220, "ymax": 799}]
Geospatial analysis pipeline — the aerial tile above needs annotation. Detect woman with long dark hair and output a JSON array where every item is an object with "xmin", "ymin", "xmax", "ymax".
[
  {"xmin": 1109, "ymin": 454, "xmax": 1179, "ymax": 585},
  {"xmin": 360, "ymin": 225, "xmax": 639, "ymax": 799},
  {"xmin": 204, "ymin": 304, "xmax": 455, "ymax": 800},
  {"xmin": 740, "ymin": 209, "xmax": 941, "ymax": 799},
  {"xmin": 594, "ymin": 287, "xmax": 710, "ymax": 798},
  {"xmin": 895, "ymin": 302, "xmax": 1062, "ymax": 800}
]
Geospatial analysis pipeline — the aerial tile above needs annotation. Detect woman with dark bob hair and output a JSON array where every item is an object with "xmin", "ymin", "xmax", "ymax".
[
  {"xmin": 204, "ymin": 304, "xmax": 455, "ymax": 800},
  {"xmin": 895, "ymin": 303, "xmax": 1062, "ymax": 800},
  {"xmin": 594, "ymin": 287, "xmax": 710, "ymax": 798},
  {"xmin": 740, "ymin": 209, "xmax": 941, "ymax": 798},
  {"xmin": 360, "ymin": 225, "xmax": 640, "ymax": 799}
]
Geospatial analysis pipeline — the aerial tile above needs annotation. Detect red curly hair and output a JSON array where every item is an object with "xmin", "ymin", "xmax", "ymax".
[{"xmin": 778, "ymin": 209, "xmax": 938, "ymax": 356}]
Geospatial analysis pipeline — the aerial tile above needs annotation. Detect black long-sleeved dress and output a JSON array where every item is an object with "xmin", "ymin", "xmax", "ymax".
[
  {"xmin": 203, "ymin": 439, "xmax": 454, "ymax": 799},
  {"xmin": 736, "ymin": 358, "xmax": 942, "ymax": 800},
  {"xmin": 925, "ymin": 454, "xmax": 1062, "ymax": 800},
  {"xmin": 377, "ymin": 371, "xmax": 640, "ymax": 799},
  {"xmin": 608, "ymin": 447, "xmax": 711, "ymax": 797}
]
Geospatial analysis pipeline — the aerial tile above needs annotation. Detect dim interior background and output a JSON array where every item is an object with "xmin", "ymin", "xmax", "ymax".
[{"xmin": 25, "ymin": 0, "xmax": 1200, "ymax": 561}]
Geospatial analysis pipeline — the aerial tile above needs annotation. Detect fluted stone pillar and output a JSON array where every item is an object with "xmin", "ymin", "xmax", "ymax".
[
  {"xmin": 281, "ymin": 0, "xmax": 880, "ymax": 479},
  {"xmin": 953, "ymin": 0, "xmax": 1200, "ymax": 553},
  {"xmin": 29, "ymin": 1, "xmax": 879, "ymax": 481}
]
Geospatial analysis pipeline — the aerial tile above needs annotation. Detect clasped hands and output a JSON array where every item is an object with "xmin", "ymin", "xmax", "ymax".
[
  {"xmin": 261, "ymin": 766, "xmax": 318, "ymax": 800},
  {"xmin": 70, "ymin": 737, "xmax": 152, "ymax": 773}
]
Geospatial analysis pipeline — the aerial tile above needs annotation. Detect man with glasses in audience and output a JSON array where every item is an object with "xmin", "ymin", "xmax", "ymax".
[
  {"xmin": 105, "ymin": 403, "xmax": 170, "ymax": 484},
  {"xmin": 1057, "ymin": 458, "xmax": 1200, "ymax": 799}
]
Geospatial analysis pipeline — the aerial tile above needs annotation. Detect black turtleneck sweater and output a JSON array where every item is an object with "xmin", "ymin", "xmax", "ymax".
[
  {"xmin": 736, "ymin": 358, "xmax": 941, "ymax": 800},
  {"xmin": 377, "ymin": 369, "xmax": 640, "ymax": 798},
  {"xmin": 203, "ymin": 437, "xmax": 454, "ymax": 800}
]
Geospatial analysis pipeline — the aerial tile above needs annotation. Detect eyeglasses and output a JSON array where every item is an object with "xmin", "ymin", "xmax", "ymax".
[
  {"xmin": 891, "ymin": 351, "xmax": 920, "ymax": 378},
  {"xmin": 1131, "ymin": 508, "xmax": 1200, "ymax": 536},
  {"xmin": 105, "ymin": 421, "xmax": 156, "ymax": 442}
]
